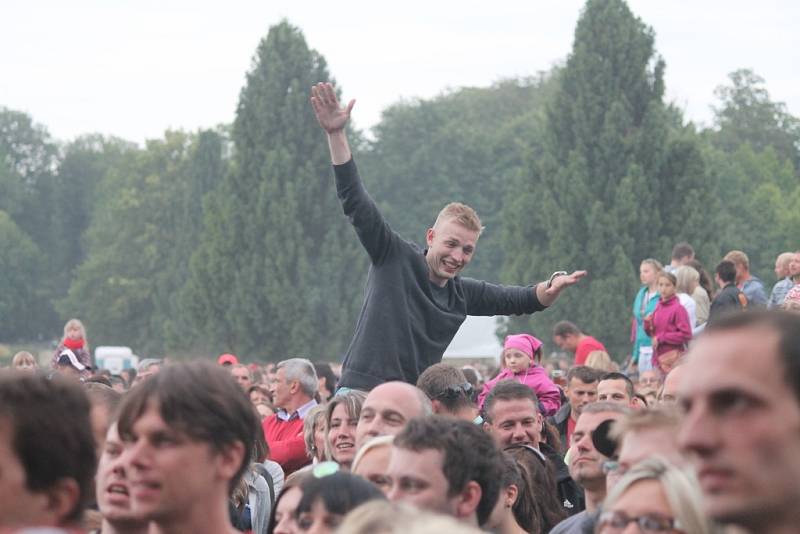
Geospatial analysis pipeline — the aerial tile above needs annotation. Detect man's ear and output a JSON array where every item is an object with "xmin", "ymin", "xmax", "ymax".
[
  {"xmin": 44, "ymin": 477, "xmax": 81, "ymax": 526},
  {"xmin": 454, "ymin": 480, "xmax": 482, "ymax": 521},
  {"xmin": 289, "ymin": 380, "xmax": 300, "ymax": 396},
  {"xmin": 216, "ymin": 440, "xmax": 246, "ymax": 483},
  {"xmin": 482, "ymin": 420, "xmax": 492, "ymax": 434},
  {"xmin": 430, "ymin": 399, "xmax": 443, "ymax": 415},
  {"xmin": 426, "ymin": 227, "xmax": 435, "ymax": 246}
]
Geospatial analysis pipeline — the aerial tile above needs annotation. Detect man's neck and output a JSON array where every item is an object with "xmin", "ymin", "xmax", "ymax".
[
  {"xmin": 101, "ymin": 518, "xmax": 150, "ymax": 534},
  {"xmin": 152, "ymin": 498, "xmax": 234, "ymax": 534},
  {"xmin": 281, "ymin": 394, "xmax": 313, "ymax": 415},
  {"xmin": 582, "ymin": 484, "xmax": 606, "ymax": 513}
]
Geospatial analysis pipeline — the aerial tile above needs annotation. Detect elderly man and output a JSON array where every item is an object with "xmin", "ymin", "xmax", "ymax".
[
  {"xmin": 768, "ymin": 252, "xmax": 795, "ymax": 308},
  {"xmin": 678, "ymin": 311, "xmax": 800, "ymax": 534},
  {"xmin": 263, "ymin": 358, "xmax": 318, "ymax": 474},
  {"xmin": 355, "ymin": 381, "xmax": 432, "ymax": 450}
]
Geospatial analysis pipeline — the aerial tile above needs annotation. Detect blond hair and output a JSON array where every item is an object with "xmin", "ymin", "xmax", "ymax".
[
  {"xmin": 62, "ymin": 318, "xmax": 89, "ymax": 350},
  {"xmin": 674, "ymin": 266, "xmax": 700, "ymax": 294},
  {"xmin": 609, "ymin": 407, "xmax": 681, "ymax": 442},
  {"xmin": 351, "ymin": 435, "xmax": 393, "ymax": 474},
  {"xmin": 724, "ymin": 250, "xmax": 750, "ymax": 269},
  {"xmin": 12, "ymin": 351, "xmax": 37, "ymax": 369},
  {"xmin": 337, "ymin": 500, "xmax": 484, "ymax": 534},
  {"xmin": 585, "ymin": 351, "xmax": 614, "ymax": 372},
  {"xmin": 433, "ymin": 202, "xmax": 483, "ymax": 234}
]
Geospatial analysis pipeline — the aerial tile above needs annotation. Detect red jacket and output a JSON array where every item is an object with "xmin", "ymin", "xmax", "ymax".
[
  {"xmin": 262, "ymin": 415, "xmax": 309, "ymax": 475},
  {"xmin": 646, "ymin": 296, "xmax": 692, "ymax": 358}
]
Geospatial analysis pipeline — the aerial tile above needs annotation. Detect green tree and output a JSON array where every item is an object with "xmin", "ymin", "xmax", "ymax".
[
  {"xmin": 182, "ymin": 21, "xmax": 365, "ymax": 359},
  {"xmin": 711, "ymin": 69, "xmax": 800, "ymax": 168},
  {"xmin": 360, "ymin": 75, "xmax": 558, "ymax": 280},
  {"xmin": 501, "ymin": 0, "xmax": 719, "ymax": 357}
]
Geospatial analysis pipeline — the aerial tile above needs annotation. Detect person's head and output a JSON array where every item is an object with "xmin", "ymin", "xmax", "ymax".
[
  {"xmin": 585, "ymin": 350, "xmax": 614, "ymax": 372},
  {"xmin": 485, "ymin": 452, "xmax": 540, "ymax": 534},
  {"xmin": 638, "ymin": 370, "xmax": 662, "ymax": 391},
  {"xmin": 314, "ymin": 362, "xmax": 338, "ymax": 401},
  {"xmin": 355, "ymin": 381, "xmax": 432, "ymax": 449},
  {"xmin": 639, "ymin": 258, "xmax": 663, "ymax": 287},
  {"xmin": 229, "ymin": 363, "xmax": 252, "ymax": 391},
  {"xmin": 599, "ymin": 457, "xmax": 711, "ymax": 534},
  {"xmin": 674, "ymin": 265, "xmax": 700, "ymax": 295},
  {"xmin": 133, "ymin": 358, "xmax": 161, "ymax": 386},
  {"xmin": 351, "ymin": 435, "xmax": 394, "ymax": 495},
  {"xmin": 598, "ymin": 372, "xmax": 636, "ymax": 407},
  {"xmin": 85, "ymin": 382, "xmax": 122, "ymax": 454},
  {"xmin": 425, "ymin": 202, "xmax": 482, "ymax": 287},
  {"xmin": 671, "ymin": 242, "xmax": 695, "ymax": 265},
  {"xmin": 388, "ymin": 416, "xmax": 502, "ymax": 526},
  {"xmin": 11, "ymin": 350, "xmax": 37, "ymax": 370},
  {"xmin": 269, "ymin": 471, "xmax": 311, "ymax": 534},
  {"xmin": 552, "ymin": 320, "xmax": 582, "ymax": 352},
  {"xmin": 724, "ymin": 250, "xmax": 751, "ymax": 283},
  {"xmin": 248, "ymin": 384, "xmax": 271, "ymax": 405},
  {"xmin": 714, "ymin": 259, "xmax": 737, "ymax": 287},
  {"xmin": 657, "ymin": 272, "xmax": 678, "ymax": 301},
  {"xmin": 775, "ymin": 252, "xmax": 794, "ymax": 279},
  {"xmin": 217, "ymin": 353, "xmax": 238, "ymax": 367},
  {"xmin": 335, "ymin": 500, "xmax": 485, "ymax": 534},
  {"xmin": 503, "ymin": 444, "xmax": 566, "ymax": 532},
  {"xmin": 63, "ymin": 318, "xmax": 87, "ymax": 343},
  {"xmin": 790, "ymin": 250, "xmax": 800, "ymax": 280},
  {"xmin": 677, "ymin": 311, "xmax": 800, "ymax": 531},
  {"xmin": 304, "ymin": 404, "xmax": 330, "ymax": 463},
  {"xmin": 607, "ymin": 408, "xmax": 685, "ymax": 491},
  {"xmin": 95, "ymin": 423, "xmax": 148, "ymax": 530},
  {"xmin": 326, "ymin": 390, "xmax": 367, "ymax": 468},
  {"xmin": 501, "ymin": 333, "xmax": 543, "ymax": 372},
  {"xmin": 295, "ymin": 470, "xmax": 385, "ymax": 533},
  {"xmin": 56, "ymin": 349, "xmax": 86, "ymax": 379},
  {"xmin": 272, "ymin": 358, "xmax": 318, "ymax": 410},
  {"xmin": 565, "ymin": 366, "xmax": 600, "ymax": 417},
  {"xmin": 658, "ymin": 360, "xmax": 687, "ymax": 405},
  {"xmin": 0, "ymin": 371, "xmax": 96, "ymax": 527},
  {"xmin": 116, "ymin": 361, "xmax": 257, "ymax": 524},
  {"xmin": 483, "ymin": 380, "xmax": 542, "ymax": 448},
  {"xmin": 416, "ymin": 363, "xmax": 476, "ymax": 419},
  {"xmin": 568, "ymin": 403, "xmax": 629, "ymax": 495}
]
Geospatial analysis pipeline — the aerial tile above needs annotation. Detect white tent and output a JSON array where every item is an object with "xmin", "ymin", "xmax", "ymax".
[{"xmin": 443, "ymin": 315, "xmax": 503, "ymax": 362}]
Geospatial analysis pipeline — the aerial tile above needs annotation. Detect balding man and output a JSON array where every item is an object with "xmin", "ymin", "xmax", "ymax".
[
  {"xmin": 658, "ymin": 360, "xmax": 687, "ymax": 405},
  {"xmin": 355, "ymin": 381, "xmax": 433, "ymax": 449}
]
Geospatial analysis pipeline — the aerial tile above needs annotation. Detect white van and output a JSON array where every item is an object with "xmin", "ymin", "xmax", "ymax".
[{"xmin": 95, "ymin": 346, "xmax": 139, "ymax": 374}]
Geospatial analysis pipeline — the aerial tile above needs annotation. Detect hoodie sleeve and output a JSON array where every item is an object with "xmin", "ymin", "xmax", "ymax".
[
  {"xmin": 478, "ymin": 370, "xmax": 509, "ymax": 409},
  {"xmin": 525, "ymin": 367, "xmax": 562, "ymax": 417},
  {"xmin": 658, "ymin": 305, "xmax": 692, "ymax": 346}
]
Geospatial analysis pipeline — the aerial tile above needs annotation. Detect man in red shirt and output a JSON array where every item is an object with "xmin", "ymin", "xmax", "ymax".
[
  {"xmin": 552, "ymin": 321, "xmax": 607, "ymax": 366},
  {"xmin": 262, "ymin": 358, "xmax": 318, "ymax": 474}
]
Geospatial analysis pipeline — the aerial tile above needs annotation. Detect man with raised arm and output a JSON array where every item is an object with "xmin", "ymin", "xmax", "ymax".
[{"xmin": 310, "ymin": 82, "xmax": 586, "ymax": 391}]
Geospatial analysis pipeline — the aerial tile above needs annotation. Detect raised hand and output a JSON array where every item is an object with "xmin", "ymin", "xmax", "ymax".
[
  {"xmin": 310, "ymin": 82, "xmax": 355, "ymax": 134},
  {"xmin": 544, "ymin": 270, "xmax": 588, "ymax": 296}
]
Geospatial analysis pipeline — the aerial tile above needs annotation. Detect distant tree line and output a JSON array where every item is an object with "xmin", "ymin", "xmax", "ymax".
[{"xmin": 1, "ymin": 0, "xmax": 797, "ymax": 358}]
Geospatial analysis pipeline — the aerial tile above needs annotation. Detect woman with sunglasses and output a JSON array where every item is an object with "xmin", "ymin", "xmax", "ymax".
[{"xmin": 597, "ymin": 457, "xmax": 710, "ymax": 534}]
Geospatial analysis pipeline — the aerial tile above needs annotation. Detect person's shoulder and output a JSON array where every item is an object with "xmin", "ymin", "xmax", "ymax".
[{"xmin": 549, "ymin": 510, "xmax": 587, "ymax": 533}]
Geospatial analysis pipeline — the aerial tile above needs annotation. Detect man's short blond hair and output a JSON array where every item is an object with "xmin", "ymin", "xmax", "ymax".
[
  {"xmin": 610, "ymin": 407, "xmax": 681, "ymax": 442},
  {"xmin": 433, "ymin": 202, "xmax": 483, "ymax": 234},
  {"xmin": 724, "ymin": 250, "xmax": 750, "ymax": 269}
]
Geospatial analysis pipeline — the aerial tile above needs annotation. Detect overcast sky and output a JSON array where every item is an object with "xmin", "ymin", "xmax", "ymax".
[{"xmin": 3, "ymin": 0, "xmax": 797, "ymax": 145}]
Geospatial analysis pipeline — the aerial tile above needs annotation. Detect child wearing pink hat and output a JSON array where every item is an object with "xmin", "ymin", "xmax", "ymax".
[{"xmin": 477, "ymin": 333, "xmax": 561, "ymax": 416}]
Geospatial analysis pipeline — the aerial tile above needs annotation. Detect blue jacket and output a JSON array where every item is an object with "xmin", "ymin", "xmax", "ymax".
[{"xmin": 631, "ymin": 286, "xmax": 659, "ymax": 361}]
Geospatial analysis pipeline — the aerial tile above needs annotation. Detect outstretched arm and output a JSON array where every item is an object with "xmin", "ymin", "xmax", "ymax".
[
  {"xmin": 535, "ymin": 270, "xmax": 588, "ymax": 307},
  {"xmin": 310, "ymin": 82, "xmax": 355, "ymax": 165}
]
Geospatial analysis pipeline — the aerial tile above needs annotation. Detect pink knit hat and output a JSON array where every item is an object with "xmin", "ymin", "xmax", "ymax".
[{"xmin": 503, "ymin": 334, "xmax": 543, "ymax": 361}]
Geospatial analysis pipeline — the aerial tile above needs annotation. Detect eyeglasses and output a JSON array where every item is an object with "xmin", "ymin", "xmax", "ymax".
[{"xmin": 598, "ymin": 511, "xmax": 683, "ymax": 533}]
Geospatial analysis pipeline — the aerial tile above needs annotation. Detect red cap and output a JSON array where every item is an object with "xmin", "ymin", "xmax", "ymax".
[{"xmin": 217, "ymin": 353, "xmax": 239, "ymax": 366}]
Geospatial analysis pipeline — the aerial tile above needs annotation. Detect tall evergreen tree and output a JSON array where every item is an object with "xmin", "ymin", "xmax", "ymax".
[
  {"xmin": 182, "ymin": 21, "xmax": 364, "ymax": 359},
  {"xmin": 501, "ymin": 0, "xmax": 718, "ymax": 356}
]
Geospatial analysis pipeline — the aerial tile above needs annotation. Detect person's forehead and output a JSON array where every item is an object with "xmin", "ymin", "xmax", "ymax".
[
  {"xmin": 680, "ymin": 329, "xmax": 785, "ymax": 399},
  {"xmin": 598, "ymin": 379, "xmax": 628, "ymax": 393},
  {"xmin": 504, "ymin": 349, "xmax": 528, "ymax": 358},
  {"xmin": 435, "ymin": 219, "xmax": 478, "ymax": 244},
  {"xmin": 365, "ymin": 386, "xmax": 420, "ymax": 416},
  {"xmin": 491, "ymin": 398, "xmax": 537, "ymax": 420},
  {"xmin": 389, "ymin": 446, "xmax": 444, "ymax": 478},
  {"xmin": 619, "ymin": 428, "xmax": 679, "ymax": 466},
  {"xmin": 568, "ymin": 378, "xmax": 597, "ymax": 390}
]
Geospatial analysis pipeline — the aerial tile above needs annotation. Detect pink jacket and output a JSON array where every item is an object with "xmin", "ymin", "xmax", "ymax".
[
  {"xmin": 478, "ymin": 366, "xmax": 561, "ymax": 416},
  {"xmin": 646, "ymin": 295, "xmax": 692, "ymax": 358}
]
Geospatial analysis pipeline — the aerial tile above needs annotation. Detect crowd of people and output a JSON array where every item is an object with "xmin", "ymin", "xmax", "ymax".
[{"xmin": 2, "ymin": 83, "xmax": 799, "ymax": 534}]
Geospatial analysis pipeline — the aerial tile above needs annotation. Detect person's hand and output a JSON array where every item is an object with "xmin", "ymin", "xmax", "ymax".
[
  {"xmin": 544, "ymin": 270, "xmax": 587, "ymax": 296},
  {"xmin": 651, "ymin": 336, "xmax": 659, "ymax": 350},
  {"xmin": 310, "ymin": 82, "xmax": 355, "ymax": 134}
]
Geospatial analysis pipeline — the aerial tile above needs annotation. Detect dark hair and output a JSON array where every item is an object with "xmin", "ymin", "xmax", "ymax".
[
  {"xmin": 716, "ymin": 260, "xmax": 737, "ymax": 284},
  {"xmin": 566, "ymin": 365, "xmax": 600, "ymax": 385},
  {"xmin": 498, "ymin": 453, "xmax": 541, "ymax": 534},
  {"xmin": 658, "ymin": 271, "xmax": 677, "ymax": 286},
  {"xmin": 314, "ymin": 362, "xmax": 338, "ymax": 400},
  {"xmin": 553, "ymin": 320, "xmax": 581, "ymax": 337},
  {"xmin": 266, "ymin": 472, "xmax": 311, "ymax": 534},
  {"xmin": 296, "ymin": 472, "xmax": 384, "ymax": 518},
  {"xmin": 503, "ymin": 444, "xmax": 566, "ymax": 532},
  {"xmin": 0, "ymin": 372, "xmax": 96, "ymax": 523},
  {"xmin": 599, "ymin": 372, "xmax": 635, "ymax": 399},
  {"xmin": 121, "ymin": 367, "xmax": 137, "ymax": 388},
  {"xmin": 686, "ymin": 259, "xmax": 713, "ymax": 297},
  {"xmin": 417, "ymin": 363, "xmax": 475, "ymax": 413},
  {"xmin": 394, "ymin": 416, "xmax": 503, "ymax": 526},
  {"xmin": 117, "ymin": 361, "xmax": 258, "ymax": 492},
  {"xmin": 705, "ymin": 311, "xmax": 800, "ymax": 403},
  {"xmin": 461, "ymin": 367, "xmax": 480, "ymax": 389},
  {"xmin": 483, "ymin": 380, "xmax": 539, "ymax": 423}
]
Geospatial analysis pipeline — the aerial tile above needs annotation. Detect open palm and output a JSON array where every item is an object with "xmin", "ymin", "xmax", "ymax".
[{"xmin": 310, "ymin": 82, "xmax": 355, "ymax": 133}]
